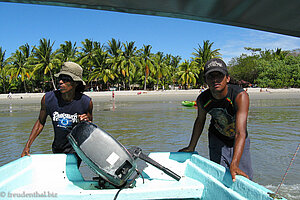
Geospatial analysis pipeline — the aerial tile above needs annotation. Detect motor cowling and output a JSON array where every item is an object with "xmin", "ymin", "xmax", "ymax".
[{"xmin": 67, "ymin": 122, "xmax": 137, "ymax": 187}]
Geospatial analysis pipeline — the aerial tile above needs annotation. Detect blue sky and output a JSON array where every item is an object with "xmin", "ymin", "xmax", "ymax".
[{"xmin": 1, "ymin": 2, "xmax": 300, "ymax": 64}]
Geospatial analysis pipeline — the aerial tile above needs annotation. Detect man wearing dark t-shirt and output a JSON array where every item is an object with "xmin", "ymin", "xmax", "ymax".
[
  {"xmin": 179, "ymin": 58, "xmax": 253, "ymax": 182},
  {"xmin": 21, "ymin": 62, "xmax": 93, "ymax": 165}
]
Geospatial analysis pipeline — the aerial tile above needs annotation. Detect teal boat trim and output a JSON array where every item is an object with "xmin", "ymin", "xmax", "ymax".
[{"xmin": 0, "ymin": 152, "xmax": 284, "ymax": 200}]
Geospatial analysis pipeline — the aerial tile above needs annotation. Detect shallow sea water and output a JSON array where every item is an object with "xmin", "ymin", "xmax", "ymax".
[{"xmin": 0, "ymin": 93, "xmax": 299, "ymax": 199}]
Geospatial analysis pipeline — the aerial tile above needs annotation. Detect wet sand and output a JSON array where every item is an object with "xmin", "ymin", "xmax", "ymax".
[{"xmin": 1, "ymin": 88, "xmax": 300, "ymax": 104}]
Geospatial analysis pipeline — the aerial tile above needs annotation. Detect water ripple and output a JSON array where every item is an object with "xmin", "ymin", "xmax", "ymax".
[{"xmin": 0, "ymin": 98, "xmax": 299, "ymax": 198}]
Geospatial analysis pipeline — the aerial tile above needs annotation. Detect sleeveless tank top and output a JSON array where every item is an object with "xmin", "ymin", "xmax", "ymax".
[
  {"xmin": 198, "ymin": 84, "xmax": 247, "ymax": 146},
  {"xmin": 45, "ymin": 90, "xmax": 91, "ymax": 153}
]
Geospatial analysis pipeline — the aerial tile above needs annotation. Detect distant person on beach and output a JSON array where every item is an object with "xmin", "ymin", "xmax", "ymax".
[
  {"xmin": 21, "ymin": 62, "xmax": 93, "ymax": 166},
  {"xmin": 7, "ymin": 92, "xmax": 12, "ymax": 99},
  {"xmin": 179, "ymin": 58, "xmax": 253, "ymax": 182}
]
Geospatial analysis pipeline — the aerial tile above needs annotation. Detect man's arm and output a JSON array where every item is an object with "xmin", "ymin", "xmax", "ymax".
[
  {"xmin": 230, "ymin": 91, "xmax": 249, "ymax": 181},
  {"xmin": 21, "ymin": 95, "xmax": 47, "ymax": 157},
  {"xmin": 78, "ymin": 100, "xmax": 93, "ymax": 122},
  {"xmin": 179, "ymin": 103, "xmax": 207, "ymax": 152}
]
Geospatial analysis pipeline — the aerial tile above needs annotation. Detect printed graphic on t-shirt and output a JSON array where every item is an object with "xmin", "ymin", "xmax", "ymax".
[
  {"xmin": 52, "ymin": 111, "xmax": 78, "ymax": 129},
  {"xmin": 208, "ymin": 108, "xmax": 236, "ymax": 137}
]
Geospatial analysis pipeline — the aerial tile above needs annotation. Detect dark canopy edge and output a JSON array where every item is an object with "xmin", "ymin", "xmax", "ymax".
[{"xmin": 2, "ymin": 0, "xmax": 300, "ymax": 37}]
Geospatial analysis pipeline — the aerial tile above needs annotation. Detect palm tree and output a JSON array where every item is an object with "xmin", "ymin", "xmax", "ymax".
[
  {"xmin": 56, "ymin": 41, "xmax": 78, "ymax": 63},
  {"xmin": 273, "ymin": 48, "xmax": 288, "ymax": 60},
  {"xmin": 7, "ymin": 44, "xmax": 32, "ymax": 92},
  {"xmin": 106, "ymin": 38, "xmax": 123, "ymax": 90},
  {"xmin": 89, "ymin": 48, "xmax": 115, "ymax": 89},
  {"xmin": 32, "ymin": 38, "xmax": 60, "ymax": 91},
  {"xmin": 192, "ymin": 40, "xmax": 221, "ymax": 85},
  {"xmin": 0, "ymin": 47, "xmax": 8, "ymax": 93},
  {"xmin": 139, "ymin": 45, "xmax": 154, "ymax": 90},
  {"xmin": 177, "ymin": 60, "xmax": 199, "ymax": 89},
  {"xmin": 79, "ymin": 39, "xmax": 102, "ymax": 88},
  {"xmin": 79, "ymin": 39, "xmax": 94, "ymax": 65},
  {"xmin": 162, "ymin": 54, "xmax": 172, "ymax": 87},
  {"xmin": 168, "ymin": 55, "xmax": 181, "ymax": 89},
  {"xmin": 153, "ymin": 52, "xmax": 167, "ymax": 90},
  {"xmin": 193, "ymin": 40, "xmax": 221, "ymax": 64},
  {"xmin": 121, "ymin": 41, "xmax": 137, "ymax": 90}
]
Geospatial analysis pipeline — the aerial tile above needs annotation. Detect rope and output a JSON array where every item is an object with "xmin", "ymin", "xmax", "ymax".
[{"xmin": 272, "ymin": 143, "xmax": 300, "ymax": 200}]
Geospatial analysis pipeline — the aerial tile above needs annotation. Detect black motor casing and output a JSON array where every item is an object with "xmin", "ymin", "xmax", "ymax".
[{"xmin": 67, "ymin": 122, "xmax": 136, "ymax": 187}]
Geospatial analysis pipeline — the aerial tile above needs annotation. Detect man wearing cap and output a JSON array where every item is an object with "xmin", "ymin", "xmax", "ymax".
[
  {"xmin": 21, "ymin": 62, "xmax": 93, "ymax": 165},
  {"xmin": 179, "ymin": 58, "xmax": 253, "ymax": 182}
]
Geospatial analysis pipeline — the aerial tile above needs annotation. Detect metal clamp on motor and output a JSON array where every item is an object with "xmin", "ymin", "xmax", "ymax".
[{"xmin": 128, "ymin": 146, "xmax": 181, "ymax": 181}]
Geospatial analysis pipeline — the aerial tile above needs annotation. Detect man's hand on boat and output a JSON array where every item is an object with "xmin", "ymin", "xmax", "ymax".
[
  {"xmin": 178, "ymin": 146, "xmax": 195, "ymax": 152},
  {"xmin": 230, "ymin": 163, "xmax": 249, "ymax": 182},
  {"xmin": 179, "ymin": 147, "xmax": 250, "ymax": 182},
  {"xmin": 21, "ymin": 147, "xmax": 30, "ymax": 157}
]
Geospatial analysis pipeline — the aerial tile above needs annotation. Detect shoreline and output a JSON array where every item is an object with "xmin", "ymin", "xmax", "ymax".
[{"xmin": 1, "ymin": 88, "xmax": 300, "ymax": 104}]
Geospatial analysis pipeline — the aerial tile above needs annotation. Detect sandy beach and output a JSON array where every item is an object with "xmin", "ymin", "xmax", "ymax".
[{"xmin": 1, "ymin": 88, "xmax": 300, "ymax": 104}]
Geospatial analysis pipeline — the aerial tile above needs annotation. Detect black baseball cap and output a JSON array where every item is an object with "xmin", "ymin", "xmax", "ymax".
[{"xmin": 204, "ymin": 58, "xmax": 228, "ymax": 76}]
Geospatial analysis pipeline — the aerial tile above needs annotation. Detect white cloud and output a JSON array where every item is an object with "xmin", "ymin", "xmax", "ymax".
[
  {"xmin": 218, "ymin": 30, "xmax": 300, "ymax": 63},
  {"xmin": 241, "ymin": 31, "xmax": 300, "ymax": 51}
]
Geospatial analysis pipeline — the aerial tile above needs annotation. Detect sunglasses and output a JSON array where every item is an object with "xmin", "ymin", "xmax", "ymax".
[
  {"xmin": 58, "ymin": 75, "xmax": 73, "ymax": 83},
  {"xmin": 206, "ymin": 72, "xmax": 225, "ymax": 82}
]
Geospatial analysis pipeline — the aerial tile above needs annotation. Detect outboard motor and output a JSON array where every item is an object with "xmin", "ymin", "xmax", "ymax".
[
  {"xmin": 67, "ymin": 122, "xmax": 137, "ymax": 187},
  {"xmin": 68, "ymin": 122, "xmax": 181, "ymax": 189}
]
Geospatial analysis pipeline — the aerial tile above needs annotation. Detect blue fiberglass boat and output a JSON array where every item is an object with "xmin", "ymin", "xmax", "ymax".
[{"xmin": 0, "ymin": 152, "xmax": 283, "ymax": 200}]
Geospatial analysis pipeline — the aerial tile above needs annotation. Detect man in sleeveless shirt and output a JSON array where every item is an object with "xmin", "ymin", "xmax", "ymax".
[
  {"xmin": 21, "ymin": 62, "xmax": 93, "ymax": 166},
  {"xmin": 179, "ymin": 58, "xmax": 253, "ymax": 181}
]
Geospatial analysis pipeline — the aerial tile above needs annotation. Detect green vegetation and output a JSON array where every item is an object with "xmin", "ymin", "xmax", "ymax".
[
  {"xmin": 0, "ymin": 39, "xmax": 299, "ymax": 93},
  {"xmin": 228, "ymin": 48, "xmax": 300, "ymax": 88}
]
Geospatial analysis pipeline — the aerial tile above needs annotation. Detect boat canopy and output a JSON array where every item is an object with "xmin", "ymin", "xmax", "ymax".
[{"xmin": 1, "ymin": 0, "xmax": 300, "ymax": 37}]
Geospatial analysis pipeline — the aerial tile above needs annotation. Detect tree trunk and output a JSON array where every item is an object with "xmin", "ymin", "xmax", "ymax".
[
  {"xmin": 144, "ymin": 75, "xmax": 147, "ymax": 90},
  {"xmin": 144, "ymin": 64, "xmax": 149, "ymax": 90},
  {"xmin": 24, "ymin": 80, "xmax": 27, "ymax": 93},
  {"xmin": 128, "ymin": 76, "xmax": 132, "ymax": 90},
  {"xmin": 49, "ymin": 71, "xmax": 57, "ymax": 90},
  {"xmin": 2, "ymin": 79, "xmax": 6, "ymax": 93}
]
